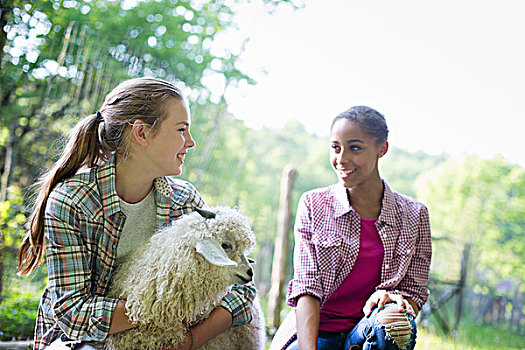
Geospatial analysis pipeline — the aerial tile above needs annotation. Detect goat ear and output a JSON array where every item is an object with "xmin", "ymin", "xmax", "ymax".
[
  {"xmin": 195, "ymin": 238, "xmax": 238, "ymax": 267},
  {"xmin": 194, "ymin": 206, "xmax": 216, "ymax": 219}
]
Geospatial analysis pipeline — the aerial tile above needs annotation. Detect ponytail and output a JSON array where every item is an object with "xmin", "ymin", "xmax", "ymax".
[
  {"xmin": 17, "ymin": 77, "xmax": 184, "ymax": 275},
  {"xmin": 17, "ymin": 113, "xmax": 106, "ymax": 275}
]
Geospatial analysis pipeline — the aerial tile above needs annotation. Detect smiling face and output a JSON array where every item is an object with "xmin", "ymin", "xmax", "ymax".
[
  {"xmin": 330, "ymin": 118, "xmax": 388, "ymax": 190},
  {"xmin": 144, "ymin": 97, "xmax": 195, "ymax": 177}
]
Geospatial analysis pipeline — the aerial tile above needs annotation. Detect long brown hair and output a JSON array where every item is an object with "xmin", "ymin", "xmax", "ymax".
[{"xmin": 17, "ymin": 77, "xmax": 183, "ymax": 275}]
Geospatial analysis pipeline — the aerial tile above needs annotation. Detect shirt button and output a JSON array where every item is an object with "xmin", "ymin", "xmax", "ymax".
[
  {"xmin": 382, "ymin": 233, "xmax": 387, "ymax": 238},
  {"xmin": 385, "ymin": 264, "xmax": 389, "ymax": 269}
]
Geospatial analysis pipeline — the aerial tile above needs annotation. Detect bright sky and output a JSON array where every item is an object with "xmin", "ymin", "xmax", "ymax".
[{"xmin": 217, "ymin": 0, "xmax": 524, "ymax": 166}]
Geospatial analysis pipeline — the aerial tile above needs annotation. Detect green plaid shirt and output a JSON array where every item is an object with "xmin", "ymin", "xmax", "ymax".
[{"xmin": 34, "ymin": 157, "xmax": 255, "ymax": 349}]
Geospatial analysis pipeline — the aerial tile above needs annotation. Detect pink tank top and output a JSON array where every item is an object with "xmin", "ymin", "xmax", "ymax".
[{"xmin": 319, "ymin": 217, "xmax": 384, "ymax": 332}]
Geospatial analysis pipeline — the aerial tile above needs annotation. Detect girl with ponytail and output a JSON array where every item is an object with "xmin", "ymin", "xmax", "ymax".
[{"xmin": 18, "ymin": 77, "xmax": 255, "ymax": 350}]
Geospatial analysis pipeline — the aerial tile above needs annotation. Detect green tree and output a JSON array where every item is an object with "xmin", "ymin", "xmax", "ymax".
[
  {"xmin": 380, "ymin": 147, "xmax": 447, "ymax": 199},
  {"xmin": 416, "ymin": 155, "xmax": 525, "ymax": 287},
  {"xmin": 0, "ymin": 0, "xmax": 256, "ymax": 200},
  {"xmin": 0, "ymin": 0, "xmax": 296, "ymax": 307},
  {"xmin": 0, "ymin": 185, "xmax": 28, "ymax": 302}
]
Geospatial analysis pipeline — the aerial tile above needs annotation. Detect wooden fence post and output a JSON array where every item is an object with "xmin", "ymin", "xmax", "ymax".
[
  {"xmin": 267, "ymin": 166, "xmax": 297, "ymax": 331},
  {"xmin": 454, "ymin": 243, "xmax": 470, "ymax": 330},
  {"xmin": 516, "ymin": 290, "xmax": 523, "ymax": 334},
  {"xmin": 0, "ymin": 228, "xmax": 3, "ymax": 304}
]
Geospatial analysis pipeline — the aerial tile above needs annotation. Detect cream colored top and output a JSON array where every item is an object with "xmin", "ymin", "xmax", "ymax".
[{"xmin": 117, "ymin": 188, "xmax": 157, "ymax": 265}]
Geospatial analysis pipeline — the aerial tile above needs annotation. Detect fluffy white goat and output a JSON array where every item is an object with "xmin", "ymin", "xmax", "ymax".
[{"xmin": 105, "ymin": 206, "xmax": 266, "ymax": 350}]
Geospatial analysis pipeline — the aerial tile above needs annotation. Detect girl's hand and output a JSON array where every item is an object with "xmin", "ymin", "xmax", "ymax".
[
  {"xmin": 362, "ymin": 290, "xmax": 415, "ymax": 318},
  {"xmin": 160, "ymin": 329, "xmax": 193, "ymax": 350}
]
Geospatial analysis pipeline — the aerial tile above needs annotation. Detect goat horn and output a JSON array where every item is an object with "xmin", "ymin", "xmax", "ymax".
[{"xmin": 194, "ymin": 206, "xmax": 216, "ymax": 219}]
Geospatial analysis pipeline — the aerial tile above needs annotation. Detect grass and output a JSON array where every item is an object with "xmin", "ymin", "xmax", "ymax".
[
  {"xmin": 416, "ymin": 322, "xmax": 525, "ymax": 350},
  {"xmin": 263, "ymin": 317, "xmax": 525, "ymax": 350}
]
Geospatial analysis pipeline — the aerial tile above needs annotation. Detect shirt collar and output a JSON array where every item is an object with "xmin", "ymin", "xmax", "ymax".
[
  {"xmin": 333, "ymin": 183, "xmax": 351, "ymax": 218},
  {"xmin": 153, "ymin": 176, "xmax": 185, "ymax": 220},
  {"xmin": 378, "ymin": 181, "xmax": 398, "ymax": 225},
  {"xmin": 96, "ymin": 155, "xmax": 121, "ymax": 218},
  {"xmin": 96, "ymin": 156, "xmax": 177, "ymax": 219},
  {"xmin": 153, "ymin": 177, "xmax": 174, "ymax": 198},
  {"xmin": 332, "ymin": 180, "xmax": 398, "ymax": 224}
]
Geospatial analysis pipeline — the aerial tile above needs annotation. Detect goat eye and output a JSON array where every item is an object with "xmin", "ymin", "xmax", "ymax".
[{"xmin": 221, "ymin": 243, "xmax": 232, "ymax": 251}]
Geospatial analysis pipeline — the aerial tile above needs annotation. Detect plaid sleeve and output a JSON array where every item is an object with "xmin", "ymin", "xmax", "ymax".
[
  {"xmin": 45, "ymin": 187, "xmax": 119, "ymax": 341},
  {"xmin": 167, "ymin": 178, "xmax": 205, "ymax": 208},
  {"xmin": 391, "ymin": 205, "xmax": 432, "ymax": 309},
  {"xmin": 181, "ymin": 180, "xmax": 205, "ymax": 208},
  {"xmin": 286, "ymin": 193, "xmax": 323, "ymax": 307},
  {"xmin": 220, "ymin": 284, "xmax": 256, "ymax": 327}
]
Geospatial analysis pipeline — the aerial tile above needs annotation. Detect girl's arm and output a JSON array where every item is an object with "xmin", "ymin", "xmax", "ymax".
[
  {"xmin": 286, "ymin": 193, "xmax": 324, "ymax": 305},
  {"xmin": 186, "ymin": 307, "xmax": 232, "ymax": 349},
  {"xmin": 286, "ymin": 193, "xmax": 324, "ymax": 349},
  {"xmin": 365, "ymin": 204, "xmax": 432, "ymax": 317},
  {"xmin": 162, "ymin": 307, "xmax": 233, "ymax": 350},
  {"xmin": 296, "ymin": 295, "xmax": 321, "ymax": 350},
  {"xmin": 109, "ymin": 300, "xmax": 138, "ymax": 334},
  {"xmin": 391, "ymin": 205, "xmax": 432, "ymax": 310},
  {"xmin": 159, "ymin": 284, "xmax": 255, "ymax": 349},
  {"xmin": 44, "ymin": 187, "xmax": 120, "ymax": 341}
]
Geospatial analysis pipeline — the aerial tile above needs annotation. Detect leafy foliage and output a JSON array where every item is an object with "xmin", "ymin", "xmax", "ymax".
[
  {"xmin": 0, "ymin": 0, "xmax": 306, "ymax": 302},
  {"xmin": 0, "ymin": 185, "xmax": 27, "ymax": 247},
  {"xmin": 418, "ymin": 323, "xmax": 525, "ymax": 350},
  {"xmin": 0, "ymin": 0, "xmax": 259, "ymax": 196},
  {"xmin": 0, "ymin": 290, "xmax": 40, "ymax": 341},
  {"xmin": 0, "ymin": 0, "xmax": 523, "ymax": 343},
  {"xmin": 380, "ymin": 147, "xmax": 447, "ymax": 198},
  {"xmin": 417, "ymin": 155, "xmax": 525, "ymax": 289}
]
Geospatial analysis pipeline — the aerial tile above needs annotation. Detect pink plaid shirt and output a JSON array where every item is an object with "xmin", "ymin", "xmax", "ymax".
[{"xmin": 270, "ymin": 181, "xmax": 432, "ymax": 350}]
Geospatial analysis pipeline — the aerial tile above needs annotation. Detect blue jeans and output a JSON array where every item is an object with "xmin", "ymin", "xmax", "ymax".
[{"xmin": 285, "ymin": 307, "xmax": 417, "ymax": 350}]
